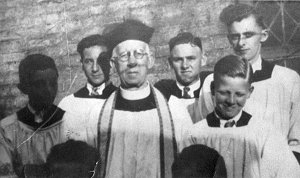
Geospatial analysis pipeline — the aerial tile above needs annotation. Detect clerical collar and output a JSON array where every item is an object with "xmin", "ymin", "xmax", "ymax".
[
  {"xmin": 87, "ymin": 82, "xmax": 105, "ymax": 96},
  {"xmin": 176, "ymin": 79, "xmax": 201, "ymax": 98},
  {"xmin": 120, "ymin": 82, "xmax": 151, "ymax": 100},
  {"xmin": 214, "ymin": 110, "xmax": 243, "ymax": 128},
  {"xmin": 251, "ymin": 55, "xmax": 262, "ymax": 73}
]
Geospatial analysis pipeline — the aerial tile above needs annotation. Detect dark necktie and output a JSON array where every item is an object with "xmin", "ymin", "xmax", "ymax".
[
  {"xmin": 224, "ymin": 120, "xmax": 235, "ymax": 128},
  {"xmin": 183, "ymin": 86, "xmax": 191, "ymax": 98}
]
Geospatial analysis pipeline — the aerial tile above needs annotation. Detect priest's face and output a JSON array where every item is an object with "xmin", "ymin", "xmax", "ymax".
[
  {"xmin": 82, "ymin": 45, "xmax": 109, "ymax": 87},
  {"xmin": 212, "ymin": 75, "xmax": 253, "ymax": 119},
  {"xmin": 227, "ymin": 15, "xmax": 268, "ymax": 64},
  {"xmin": 112, "ymin": 40, "xmax": 154, "ymax": 90},
  {"xmin": 169, "ymin": 43, "xmax": 205, "ymax": 86},
  {"xmin": 27, "ymin": 68, "xmax": 58, "ymax": 111}
]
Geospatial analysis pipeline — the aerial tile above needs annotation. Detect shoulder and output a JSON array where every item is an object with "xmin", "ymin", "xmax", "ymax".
[
  {"xmin": 154, "ymin": 79, "xmax": 176, "ymax": 89},
  {"xmin": 273, "ymin": 65, "xmax": 300, "ymax": 82},
  {"xmin": 1, "ymin": 113, "xmax": 18, "ymax": 128},
  {"xmin": 154, "ymin": 79, "xmax": 176, "ymax": 99},
  {"xmin": 190, "ymin": 120, "xmax": 208, "ymax": 135},
  {"xmin": 200, "ymin": 71, "xmax": 213, "ymax": 82},
  {"xmin": 59, "ymin": 93, "xmax": 75, "ymax": 104}
]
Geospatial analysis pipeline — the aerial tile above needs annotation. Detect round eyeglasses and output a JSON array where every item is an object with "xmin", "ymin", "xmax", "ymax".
[{"xmin": 114, "ymin": 49, "xmax": 148, "ymax": 62}]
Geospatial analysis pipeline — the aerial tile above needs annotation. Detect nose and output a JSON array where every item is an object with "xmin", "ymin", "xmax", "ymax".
[
  {"xmin": 238, "ymin": 36, "xmax": 246, "ymax": 47},
  {"xmin": 181, "ymin": 58, "xmax": 189, "ymax": 69},
  {"xmin": 92, "ymin": 61, "xmax": 99, "ymax": 72},
  {"xmin": 43, "ymin": 81, "xmax": 57, "ymax": 99},
  {"xmin": 226, "ymin": 94, "xmax": 236, "ymax": 105},
  {"xmin": 127, "ymin": 52, "xmax": 137, "ymax": 68}
]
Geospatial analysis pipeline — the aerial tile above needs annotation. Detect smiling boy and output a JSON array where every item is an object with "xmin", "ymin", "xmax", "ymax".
[
  {"xmin": 200, "ymin": 3, "xmax": 300, "ymax": 160},
  {"xmin": 185, "ymin": 55, "xmax": 300, "ymax": 177}
]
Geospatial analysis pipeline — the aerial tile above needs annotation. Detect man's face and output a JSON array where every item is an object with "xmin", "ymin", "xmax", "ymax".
[
  {"xmin": 112, "ymin": 40, "xmax": 154, "ymax": 90},
  {"xmin": 82, "ymin": 45, "xmax": 109, "ymax": 87},
  {"xmin": 212, "ymin": 75, "xmax": 253, "ymax": 119},
  {"xmin": 27, "ymin": 68, "xmax": 58, "ymax": 111},
  {"xmin": 169, "ymin": 43, "xmax": 203, "ymax": 86},
  {"xmin": 228, "ymin": 15, "xmax": 268, "ymax": 64}
]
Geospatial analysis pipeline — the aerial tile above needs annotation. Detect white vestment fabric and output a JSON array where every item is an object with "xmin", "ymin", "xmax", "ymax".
[
  {"xmin": 200, "ymin": 64, "xmax": 300, "ymax": 152},
  {"xmin": 184, "ymin": 116, "xmax": 300, "ymax": 178}
]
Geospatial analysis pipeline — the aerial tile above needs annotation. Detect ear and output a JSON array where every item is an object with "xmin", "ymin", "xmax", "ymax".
[
  {"xmin": 147, "ymin": 53, "xmax": 155, "ymax": 69},
  {"xmin": 247, "ymin": 85, "xmax": 254, "ymax": 98},
  {"xmin": 201, "ymin": 54, "xmax": 207, "ymax": 66},
  {"xmin": 260, "ymin": 29, "xmax": 269, "ymax": 42},
  {"xmin": 110, "ymin": 59, "xmax": 116, "ymax": 70},
  {"xmin": 210, "ymin": 81, "xmax": 215, "ymax": 96},
  {"xmin": 167, "ymin": 57, "xmax": 173, "ymax": 68}
]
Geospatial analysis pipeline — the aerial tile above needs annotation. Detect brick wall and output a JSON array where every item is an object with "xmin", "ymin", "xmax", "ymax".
[{"xmin": 0, "ymin": 0, "xmax": 234, "ymax": 118}]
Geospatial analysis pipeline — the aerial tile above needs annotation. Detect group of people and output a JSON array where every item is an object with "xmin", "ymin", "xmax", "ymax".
[{"xmin": 1, "ymin": 3, "xmax": 300, "ymax": 178}]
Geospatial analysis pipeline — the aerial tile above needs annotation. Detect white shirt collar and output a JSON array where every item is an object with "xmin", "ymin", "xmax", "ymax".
[
  {"xmin": 86, "ymin": 82, "xmax": 105, "ymax": 95},
  {"xmin": 176, "ymin": 79, "xmax": 201, "ymax": 98},
  {"xmin": 120, "ymin": 81, "xmax": 151, "ymax": 100},
  {"xmin": 251, "ymin": 55, "xmax": 262, "ymax": 73},
  {"xmin": 214, "ymin": 110, "xmax": 243, "ymax": 128}
]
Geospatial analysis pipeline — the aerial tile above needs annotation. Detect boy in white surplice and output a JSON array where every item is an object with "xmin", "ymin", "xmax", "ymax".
[{"xmin": 185, "ymin": 55, "xmax": 300, "ymax": 178}]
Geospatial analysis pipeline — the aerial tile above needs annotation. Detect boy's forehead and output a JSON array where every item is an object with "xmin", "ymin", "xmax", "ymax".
[
  {"xmin": 171, "ymin": 43, "xmax": 202, "ymax": 55},
  {"xmin": 215, "ymin": 75, "xmax": 250, "ymax": 86}
]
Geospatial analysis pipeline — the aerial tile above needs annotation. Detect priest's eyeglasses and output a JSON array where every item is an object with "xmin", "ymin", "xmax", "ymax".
[
  {"xmin": 227, "ymin": 31, "xmax": 264, "ymax": 42},
  {"xmin": 115, "ymin": 49, "xmax": 148, "ymax": 62}
]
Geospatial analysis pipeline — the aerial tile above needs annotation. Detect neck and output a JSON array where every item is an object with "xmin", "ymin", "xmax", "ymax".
[
  {"xmin": 121, "ymin": 81, "xmax": 148, "ymax": 91},
  {"xmin": 120, "ymin": 82, "xmax": 151, "ymax": 100}
]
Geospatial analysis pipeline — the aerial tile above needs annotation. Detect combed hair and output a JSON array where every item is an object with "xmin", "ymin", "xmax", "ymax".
[
  {"xmin": 219, "ymin": 3, "xmax": 266, "ymax": 29},
  {"xmin": 214, "ymin": 54, "xmax": 253, "ymax": 84},
  {"xmin": 19, "ymin": 54, "xmax": 58, "ymax": 86},
  {"xmin": 77, "ymin": 34, "xmax": 108, "ymax": 59},
  {"xmin": 168, "ymin": 32, "xmax": 202, "ymax": 52}
]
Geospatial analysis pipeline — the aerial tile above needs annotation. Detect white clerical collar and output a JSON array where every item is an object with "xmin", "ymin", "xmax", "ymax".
[
  {"xmin": 176, "ymin": 79, "xmax": 201, "ymax": 98},
  {"xmin": 251, "ymin": 55, "xmax": 262, "ymax": 73},
  {"xmin": 87, "ymin": 82, "xmax": 105, "ymax": 96},
  {"xmin": 120, "ymin": 82, "xmax": 151, "ymax": 100},
  {"xmin": 214, "ymin": 110, "xmax": 243, "ymax": 128}
]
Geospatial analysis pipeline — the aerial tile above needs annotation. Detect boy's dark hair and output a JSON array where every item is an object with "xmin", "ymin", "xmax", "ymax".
[
  {"xmin": 169, "ymin": 32, "xmax": 202, "ymax": 52},
  {"xmin": 18, "ymin": 54, "xmax": 58, "ymax": 92},
  {"xmin": 219, "ymin": 3, "xmax": 266, "ymax": 29},
  {"xmin": 214, "ymin": 55, "xmax": 253, "ymax": 84},
  {"xmin": 46, "ymin": 140, "xmax": 100, "ymax": 178},
  {"xmin": 23, "ymin": 140, "xmax": 100, "ymax": 178},
  {"xmin": 77, "ymin": 34, "xmax": 108, "ymax": 60},
  {"xmin": 172, "ymin": 144, "xmax": 226, "ymax": 178}
]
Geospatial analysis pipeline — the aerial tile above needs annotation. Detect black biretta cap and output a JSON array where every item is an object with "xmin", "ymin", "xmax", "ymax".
[{"xmin": 107, "ymin": 19, "xmax": 154, "ymax": 50}]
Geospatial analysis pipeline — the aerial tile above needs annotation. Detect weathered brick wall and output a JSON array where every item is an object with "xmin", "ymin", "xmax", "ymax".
[{"xmin": 0, "ymin": 0, "xmax": 234, "ymax": 118}]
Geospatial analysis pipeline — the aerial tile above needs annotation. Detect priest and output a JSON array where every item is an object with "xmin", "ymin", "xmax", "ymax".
[{"xmin": 93, "ymin": 19, "xmax": 183, "ymax": 178}]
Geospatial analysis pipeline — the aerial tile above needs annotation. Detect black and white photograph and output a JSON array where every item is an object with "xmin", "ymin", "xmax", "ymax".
[{"xmin": 0, "ymin": 0, "xmax": 300, "ymax": 177}]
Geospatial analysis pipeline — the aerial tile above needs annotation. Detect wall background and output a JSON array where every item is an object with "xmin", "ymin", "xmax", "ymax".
[{"xmin": 0, "ymin": 0, "xmax": 299, "ymax": 118}]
